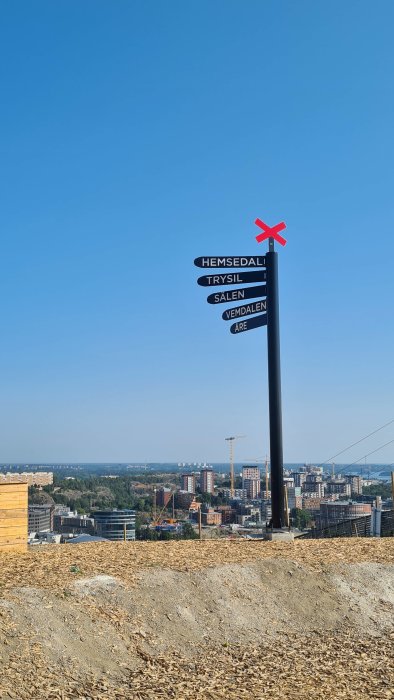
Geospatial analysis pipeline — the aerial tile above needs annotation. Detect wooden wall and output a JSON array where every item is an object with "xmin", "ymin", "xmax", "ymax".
[{"xmin": 0, "ymin": 482, "xmax": 28, "ymax": 552}]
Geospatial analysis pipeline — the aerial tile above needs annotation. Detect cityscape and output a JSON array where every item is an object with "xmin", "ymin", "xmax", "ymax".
[
  {"xmin": 0, "ymin": 1, "xmax": 393, "ymax": 699},
  {"xmin": 0, "ymin": 458, "xmax": 392, "ymax": 547}
]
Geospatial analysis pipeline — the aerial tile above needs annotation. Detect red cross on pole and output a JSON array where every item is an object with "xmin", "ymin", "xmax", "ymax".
[{"xmin": 255, "ymin": 218, "xmax": 287, "ymax": 247}]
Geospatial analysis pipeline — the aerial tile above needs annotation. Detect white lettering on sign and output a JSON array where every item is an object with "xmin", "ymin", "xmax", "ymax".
[
  {"xmin": 214, "ymin": 290, "xmax": 245, "ymax": 303},
  {"xmin": 223, "ymin": 300, "xmax": 266, "ymax": 320},
  {"xmin": 234, "ymin": 321, "xmax": 248, "ymax": 333},
  {"xmin": 205, "ymin": 274, "xmax": 242, "ymax": 285},
  {"xmin": 200, "ymin": 257, "xmax": 265, "ymax": 267}
]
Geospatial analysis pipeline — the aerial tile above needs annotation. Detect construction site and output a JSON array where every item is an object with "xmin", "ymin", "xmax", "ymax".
[{"xmin": 0, "ymin": 538, "xmax": 393, "ymax": 699}]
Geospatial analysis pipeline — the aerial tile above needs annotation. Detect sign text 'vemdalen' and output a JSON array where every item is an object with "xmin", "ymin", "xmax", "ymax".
[
  {"xmin": 230, "ymin": 313, "xmax": 267, "ymax": 334},
  {"xmin": 222, "ymin": 299, "xmax": 267, "ymax": 321},
  {"xmin": 194, "ymin": 256, "xmax": 266, "ymax": 268},
  {"xmin": 207, "ymin": 284, "xmax": 267, "ymax": 305},
  {"xmin": 197, "ymin": 270, "xmax": 266, "ymax": 287}
]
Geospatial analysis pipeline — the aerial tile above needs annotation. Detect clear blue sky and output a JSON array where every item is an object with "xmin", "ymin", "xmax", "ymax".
[{"xmin": 0, "ymin": 0, "xmax": 393, "ymax": 464}]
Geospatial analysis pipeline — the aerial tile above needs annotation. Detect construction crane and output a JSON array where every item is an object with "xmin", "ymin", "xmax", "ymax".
[{"xmin": 225, "ymin": 435, "xmax": 246, "ymax": 496}]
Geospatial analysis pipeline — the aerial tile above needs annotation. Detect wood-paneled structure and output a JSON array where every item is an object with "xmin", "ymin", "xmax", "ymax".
[{"xmin": 0, "ymin": 482, "xmax": 28, "ymax": 552}]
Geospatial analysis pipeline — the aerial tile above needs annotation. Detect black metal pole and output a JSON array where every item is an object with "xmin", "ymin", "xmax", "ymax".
[{"xmin": 266, "ymin": 245, "xmax": 285, "ymax": 529}]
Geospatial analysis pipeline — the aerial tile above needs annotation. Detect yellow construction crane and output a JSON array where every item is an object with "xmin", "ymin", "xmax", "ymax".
[{"xmin": 225, "ymin": 435, "xmax": 246, "ymax": 496}]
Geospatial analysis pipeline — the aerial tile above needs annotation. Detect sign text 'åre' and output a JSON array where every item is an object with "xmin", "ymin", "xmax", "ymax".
[
  {"xmin": 207, "ymin": 284, "xmax": 267, "ymax": 305},
  {"xmin": 230, "ymin": 313, "xmax": 267, "ymax": 334},
  {"xmin": 198, "ymin": 270, "xmax": 266, "ymax": 287},
  {"xmin": 194, "ymin": 256, "xmax": 266, "ymax": 268},
  {"xmin": 222, "ymin": 299, "xmax": 267, "ymax": 321}
]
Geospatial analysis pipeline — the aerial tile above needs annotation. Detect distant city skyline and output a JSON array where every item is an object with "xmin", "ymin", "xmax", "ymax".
[{"xmin": 0, "ymin": 2, "xmax": 393, "ymax": 464}]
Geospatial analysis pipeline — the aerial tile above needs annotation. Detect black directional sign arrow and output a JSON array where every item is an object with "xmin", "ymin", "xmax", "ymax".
[
  {"xmin": 230, "ymin": 313, "xmax": 267, "ymax": 334},
  {"xmin": 194, "ymin": 256, "xmax": 266, "ymax": 268},
  {"xmin": 222, "ymin": 299, "xmax": 267, "ymax": 321},
  {"xmin": 207, "ymin": 284, "xmax": 267, "ymax": 305},
  {"xmin": 198, "ymin": 270, "xmax": 266, "ymax": 287}
]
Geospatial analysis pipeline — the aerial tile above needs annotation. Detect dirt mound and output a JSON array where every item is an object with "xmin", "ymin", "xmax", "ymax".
[{"xmin": 0, "ymin": 540, "xmax": 393, "ymax": 699}]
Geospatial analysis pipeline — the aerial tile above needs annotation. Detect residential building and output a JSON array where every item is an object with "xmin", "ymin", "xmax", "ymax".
[
  {"xmin": 243, "ymin": 478, "xmax": 260, "ymax": 499},
  {"xmin": 200, "ymin": 468, "xmax": 214, "ymax": 494},
  {"xmin": 291, "ymin": 472, "xmax": 307, "ymax": 488},
  {"xmin": 53, "ymin": 514, "xmax": 95, "ymax": 536},
  {"xmin": 216, "ymin": 505, "xmax": 236, "ymax": 524},
  {"xmin": 181, "ymin": 474, "xmax": 196, "ymax": 493},
  {"xmin": 325, "ymin": 480, "xmax": 351, "ymax": 498},
  {"xmin": 344, "ymin": 475, "xmax": 363, "ymax": 496},
  {"xmin": 242, "ymin": 466, "xmax": 260, "ymax": 484},
  {"xmin": 286, "ymin": 486, "xmax": 302, "ymax": 510},
  {"xmin": 0, "ymin": 471, "xmax": 53, "ymax": 487},
  {"xmin": 156, "ymin": 487, "xmax": 172, "ymax": 508},
  {"xmin": 303, "ymin": 474, "xmax": 325, "ymax": 497},
  {"xmin": 220, "ymin": 487, "xmax": 247, "ymax": 499},
  {"xmin": 175, "ymin": 490, "xmax": 195, "ymax": 509},
  {"xmin": 201, "ymin": 508, "xmax": 222, "ymax": 526}
]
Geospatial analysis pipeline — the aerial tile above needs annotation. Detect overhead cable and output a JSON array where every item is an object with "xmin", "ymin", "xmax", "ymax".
[{"xmin": 317, "ymin": 419, "xmax": 394, "ymax": 468}]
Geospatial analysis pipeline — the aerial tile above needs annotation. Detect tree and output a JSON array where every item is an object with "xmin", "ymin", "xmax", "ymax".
[
  {"xmin": 181, "ymin": 522, "xmax": 198, "ymax": 540},
  {"xmin": 291, "ymin": 508, "xmax": 312, "ymax": 529}
]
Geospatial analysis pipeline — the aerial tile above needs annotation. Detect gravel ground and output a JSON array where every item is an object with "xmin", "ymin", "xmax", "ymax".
[{"xmin": 0, "ymin": 539, "xmax": 393, "ymax": 699}]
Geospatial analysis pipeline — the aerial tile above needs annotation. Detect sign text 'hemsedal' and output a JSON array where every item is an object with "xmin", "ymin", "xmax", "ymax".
[{"xmin": 194, "ymin": 256, "xmax": 266, "ymax": 268}]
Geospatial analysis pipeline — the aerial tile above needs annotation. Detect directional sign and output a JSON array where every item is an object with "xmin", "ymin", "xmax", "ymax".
[
  {"xmin": 255, "ymin": 218, "xmax": 287, "ymax": 247},
  {"xmin": 207, "ymin": 284, "xmax": 266, "ymax": 305},
  {"xmin": 194, "ymin": 256, "xmax": 266, "ymax": 268},
  {"xmin": 222, "ymin": 299, "xmax": 267, "ymax": 321},
  {"xmin": 198, "ymin": 270, "xmax": 266, "ymax": 287},
  {"xmin": 230, "ymin": 314, "xmax": 267, "ymax": 334}
]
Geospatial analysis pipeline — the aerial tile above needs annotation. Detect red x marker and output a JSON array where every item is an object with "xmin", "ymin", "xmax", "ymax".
[{"xmin": 255, "ymin": 218, "xmax": 287, "ymax": 246}]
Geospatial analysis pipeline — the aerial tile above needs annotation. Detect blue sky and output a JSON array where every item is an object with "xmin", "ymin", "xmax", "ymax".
[{"xmin": 0, "ymin": 0, "xmax": 393, "ymax": 463}]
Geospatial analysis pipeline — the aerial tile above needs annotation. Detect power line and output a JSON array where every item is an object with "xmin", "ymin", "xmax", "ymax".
[
  {"xmin": 342, "ymin": 438, "xmax": 394, "ymax": 471},
  {"xmin": 317, "ymin": 419, "xmax": 394, "ymax": 468}
]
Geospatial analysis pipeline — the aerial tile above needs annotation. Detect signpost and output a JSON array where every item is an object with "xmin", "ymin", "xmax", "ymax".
[
  {"xmin": 194, "ymin": 217, "xmax": 287, "ymax": 531},
  {"xmin": 206, "ymin": 285, "xmax": 266, "ymax": 305},
  {"xmin": 222, "ymin": 299, "xmax": 266, "ymax": 321},
  {"xmin": 230, "ymin": 314, "xmax": 267, "ymax": 334},
  {"xmin": 198, "ymin": 270, "xmax": 266, "ymax": 286},
  {"xmin": 194, "ymin": 256, "xmax": 266, "ymax": 268}
]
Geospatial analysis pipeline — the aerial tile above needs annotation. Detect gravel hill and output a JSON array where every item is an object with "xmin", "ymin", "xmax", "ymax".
[{"xmin": 0, "ymin": 539, "xmax": 393, "ymax": 699}]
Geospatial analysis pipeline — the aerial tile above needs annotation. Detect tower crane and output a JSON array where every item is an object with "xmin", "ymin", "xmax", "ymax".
[{"xmin": 225, "ymin": 435, "xmax": 246, "ymax": 497}]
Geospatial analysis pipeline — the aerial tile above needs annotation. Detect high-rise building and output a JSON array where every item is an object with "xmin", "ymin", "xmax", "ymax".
[
  {"xmin": 200, "ymin": 468, "xmax": 214, "ymax": 494},
  {"xmin": 286, "ymin": 486, "xmax": 302, "ymax": 510},
  {"xmin": 303, "ymin": 474, "xmax": 325, "ymax": 498},
  {"xmin": 181, "ymin": 474, "xmax": 196, "ymax": 493},
  {"xmin": 242, "ymin": 466, "xmax": 260, "ymax": 484},
  {"xmin": 243, "ymin": 478, "xmax": 260, "ymax": 499},
  {"xmin": 242, "ymin": 466, "xmax": 261, "ymax": 498},
  {"xmin": 291, "ymin": 472, "xmax": 307, "ymax": 488},
  {"xmin": 344, "ymin": 475, "xmax": 363, "ymax": 495},
  {"xmin": 156, "ymin": 487, "xmax": 172, "ymax": 508},
  {"xmin": 325, "ymin": 480, "xmax": 351, "ymax": 497}
]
